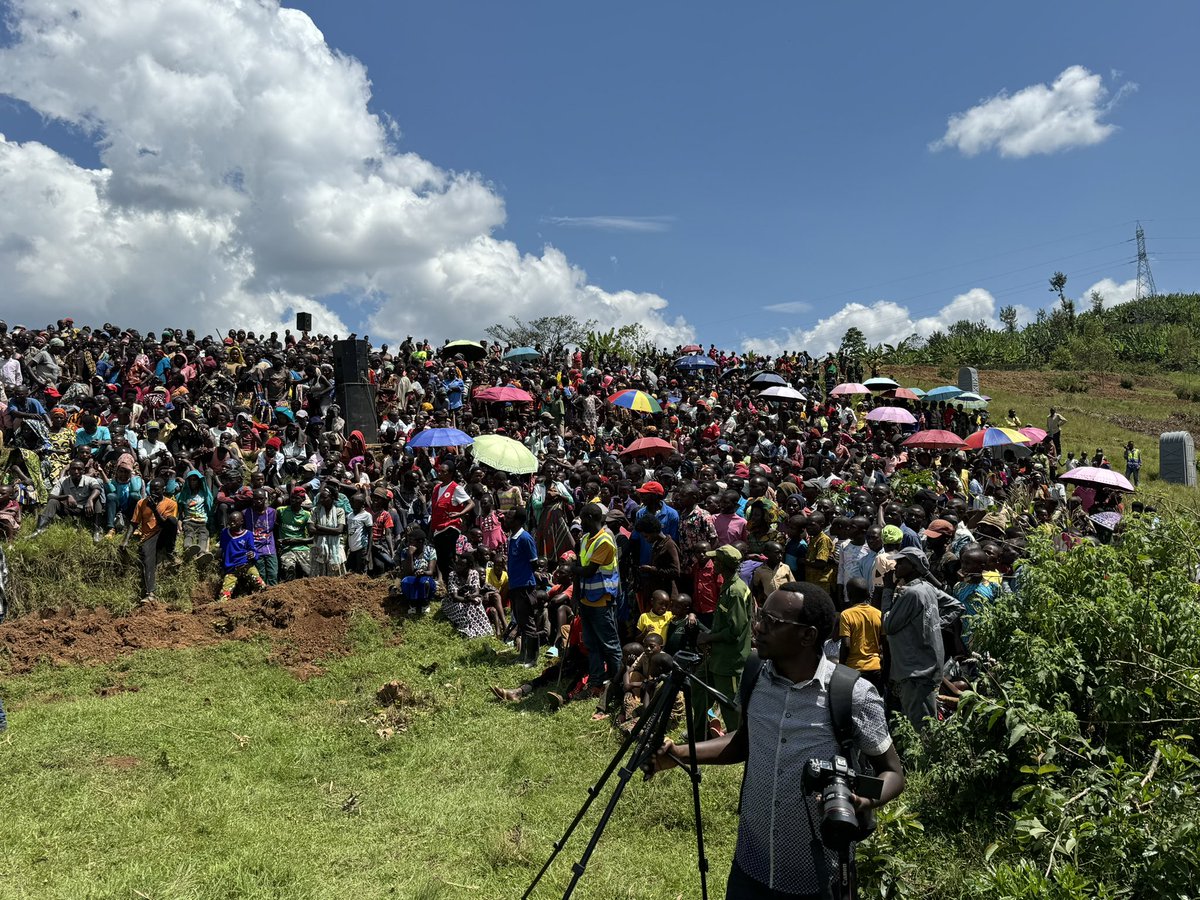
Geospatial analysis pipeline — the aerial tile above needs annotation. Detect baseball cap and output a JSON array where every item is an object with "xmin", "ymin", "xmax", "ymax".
[
  {"xmin": 923, "ymin": 519, "xmax": 954, "ymax": 539},
  {"xmin": 146, "ymin": 421, "xmax": 161, "ymax": 431},
  {"xmin": 881, "ymin": 525, "xmax": 904, "ymax": 545},
  {"xmin": 705, "ymin": 545, "xmax": 743, "ymax": 563},
  {"xmin": 891, "ymin": 546, "xmax": 930, "ymax": 575},
  {"xmin": 636, "ymin": 481, "xmax": 665, "ymax": 497}
]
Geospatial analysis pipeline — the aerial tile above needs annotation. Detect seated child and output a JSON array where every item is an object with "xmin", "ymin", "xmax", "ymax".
[
  {"xmin": 481, "ymin": 547, "xmax": 509, "ymax": 640},
  {"xmin": 218, "ymin": 510, "xmax": 265, "ymax": 601},
  {"xmin": 443, "ymin": 552, "xmax": 492, "ymax": 639}
]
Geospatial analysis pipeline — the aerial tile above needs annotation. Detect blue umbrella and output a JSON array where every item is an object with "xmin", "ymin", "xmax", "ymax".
[
  {"xmin": 676, "ymin": 355, "xmax": 717, "ymax": 370},
  {"xmin": 407, "ymin": 428, "xmax": 474, "ymax": 448},
  {"xmin": 503, "ymin": 347, "xmax": 540, "ymax": 362},
  {"xmin": 924, "ymin": 385, "xmax": 964, "ymax": 402}
]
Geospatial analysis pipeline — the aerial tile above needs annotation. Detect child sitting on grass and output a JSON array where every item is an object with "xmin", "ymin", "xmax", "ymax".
[
  {"xmin": 637, "ymin": 590, "xmax": 674, "ymax": 643},
  {"xmin": 443, "ymin": 551, "xmax": 492, "ymax": 639},
  {"xmin": 218, "ymin": 510, "xmax": 265, "ymax": 601},
  {"xmin": 481, "ymin": 547, "xmax": 509, "ymax": 640}
]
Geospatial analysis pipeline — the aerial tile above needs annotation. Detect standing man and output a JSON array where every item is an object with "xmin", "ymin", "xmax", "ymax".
[
  {"xmin": 882, "ymin": 547, "xmax": 960, "ymax": 731},
  {"xmin": 431, "ymin": 460, "xmax": 474, "ymax": 582},
  {"xmin": 122, "ymin": 478, "xmax": 179, "ymax": 604},
  {"xmin": 1123, "ymin": 441, "xmax": 1142, "ymax": 487},
  {"xmin": 655, "ymin": 582, "xmax": 905, "ymax": 899},
  {"xmin": 576, "ymin": 502, "xmax": 624, "ymax": 692},
  {"xmin": 505, "ymin": 508, "xmax": 540, "ymax": 667},
  {"xmin": 1046, "ymin": 407, "xmax": 1066, "ymax": 456},
  {"xmin": 695, "ymin": 546, "xmax": 752, "ymax": 735}
]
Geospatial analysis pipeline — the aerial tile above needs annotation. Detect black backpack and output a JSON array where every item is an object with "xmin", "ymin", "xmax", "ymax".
[{"xmin": 737, "ymin": 652, "xmax": 877, "ymax": 841}]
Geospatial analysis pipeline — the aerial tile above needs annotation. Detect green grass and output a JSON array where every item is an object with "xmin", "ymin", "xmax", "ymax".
[{"xmin": 0, "ymin": 614, "xmax": 745, "ymax": 900}]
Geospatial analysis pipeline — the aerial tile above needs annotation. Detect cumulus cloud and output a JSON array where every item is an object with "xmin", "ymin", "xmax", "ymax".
[
  {"xmin": 931, "ymin": 66, "xmax": 1135, "ymax": 158},
  {"xmin": 0, "ymin": 0, "xmax": 693, "ymax": 344},
  {"xmin": 743, "ymin": 288, "xmax": 1001, "ymax": 356},
  {"xmin": 1083, "ymin": 276, "xmax": 1138, "ymax": 307}
]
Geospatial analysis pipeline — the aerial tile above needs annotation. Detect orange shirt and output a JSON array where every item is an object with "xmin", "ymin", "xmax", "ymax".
[{"xmin": 132, "ymin": 497, "xmax": 178, "ymax": 542}]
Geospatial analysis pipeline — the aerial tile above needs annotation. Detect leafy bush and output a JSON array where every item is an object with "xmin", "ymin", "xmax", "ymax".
[
  {"xmin": 1119, "ymin": 377, "xmax": 1134, "ymax": 390},
  {"xmin": 1051, "ymin": 373, "xmax": 1089, "ymax": 393},
  {"xmin": 866, "ymin": 517, "xmax": 1200, "ymax": 898}
]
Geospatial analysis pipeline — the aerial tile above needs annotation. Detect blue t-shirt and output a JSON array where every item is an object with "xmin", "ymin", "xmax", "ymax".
[
  {"xmin": 76, "ymin": 425, "xmax": 112, "ymax": 449},
  {"xmin": 507, "ymin": 528, "xmax": 538, "ymax": 589},
  {"xmin": 7, "ymin": 397, "xmax": 46, "ymax": 417}
]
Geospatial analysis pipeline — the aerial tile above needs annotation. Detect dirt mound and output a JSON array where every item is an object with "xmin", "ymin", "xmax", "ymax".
[{"xmin": 0, "ymin": 575, "xmax": 402, "ymax": 675}]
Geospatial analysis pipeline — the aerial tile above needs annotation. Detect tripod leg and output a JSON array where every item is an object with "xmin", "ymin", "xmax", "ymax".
[
  {"xmin": 559, "ymin": 684, "xmax": 676, "ymax": 900},
  {"xmin": 680, "ymin": 683, "xmax": 710, "ymax": 900},
  {"xmin": 522, "ymin": 679, "xmax": 670, "ymax": 900}
]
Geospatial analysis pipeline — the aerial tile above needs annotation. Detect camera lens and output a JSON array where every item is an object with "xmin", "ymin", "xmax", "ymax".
[{"xmin": 818, "ymin": 781, "xmax": 859, "ymax": 850}]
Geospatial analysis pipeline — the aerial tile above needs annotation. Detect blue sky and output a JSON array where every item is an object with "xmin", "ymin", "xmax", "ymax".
[{"xmin": 1, "ymin": 1, "xmax": 1198, "ymax": 350}]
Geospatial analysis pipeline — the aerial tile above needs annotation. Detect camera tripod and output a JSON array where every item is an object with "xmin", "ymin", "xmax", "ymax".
[{"xmin": 523, "ymin": 647, "xmax": 731, "ymax": 900}]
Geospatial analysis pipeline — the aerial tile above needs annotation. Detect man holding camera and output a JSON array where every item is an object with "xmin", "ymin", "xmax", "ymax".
[{"xmin": 655, "ymin": 582, "xmax": 905, "ymax": 900}]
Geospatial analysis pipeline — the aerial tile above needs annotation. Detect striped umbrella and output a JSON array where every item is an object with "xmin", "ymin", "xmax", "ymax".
[
  {"xmin": 607, "ymin": 390, "xmax": 663, "ymax": 414},
  {"xmin": 956, "ymin": 391, "xmax": 990, "ymax": 410},
  {"xmin": 964, "ymin": 427, "xmax": 1030, "ymax": 449}
]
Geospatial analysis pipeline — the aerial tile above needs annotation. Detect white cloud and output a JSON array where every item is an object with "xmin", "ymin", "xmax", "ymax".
[
  {"xmin": 762, "ymin": 301, "xmax": 813, "ymax": 314},
  {"xmin": 542, "ymin": 215, "xmax": 674, "ymax": 233},
  {"xmin": 931, "ymin": 66, "xmax": 1135, "ymax": 158},
  {"xmin": 0, "ymin": 0, "xmax": 693, "ymax": 344},
  {"xmin": 1083, "ymin": 277, "xmax": 1138, "ymax": 307},
  {"xmin": 743, "ymin": 288, "xmax": 1001, "ymax": 356}
]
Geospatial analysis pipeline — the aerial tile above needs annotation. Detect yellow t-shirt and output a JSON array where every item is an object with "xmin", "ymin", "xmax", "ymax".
[
  {"xmin": 838, "ymin": 603, "xmax": 882, "ymax": 672},
  {"xmin": 485, "ymin": 566, "xmax": 508, "ymax": 597},
  {"xmin": 809, "ymin": 532, "xmax": 836, "ymax": 594},
  {"xmin": 637, "ymin": 610, "xmax": 674, "ymax": 641}
]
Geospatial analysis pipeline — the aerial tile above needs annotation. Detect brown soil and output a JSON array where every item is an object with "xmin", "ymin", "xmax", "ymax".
[{"xmin": 0, "ymin": 575, "xmax": 403, "ymax": 675}]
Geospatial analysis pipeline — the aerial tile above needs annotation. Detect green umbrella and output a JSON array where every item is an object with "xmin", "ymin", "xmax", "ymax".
[{"xmin": 471, "ymin": 434, "xmax": 539, "ymax": 474}]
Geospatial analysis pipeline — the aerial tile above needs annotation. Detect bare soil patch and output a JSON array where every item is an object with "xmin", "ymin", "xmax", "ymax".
[{"xmin": 0, "ymin": 575, "xmax": 402, "ymax": 675}]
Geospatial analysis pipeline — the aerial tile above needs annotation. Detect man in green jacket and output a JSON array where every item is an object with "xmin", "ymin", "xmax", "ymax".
[{"xmin": 695, "ymin": 545, "xmax": 752, "ymax": 735}]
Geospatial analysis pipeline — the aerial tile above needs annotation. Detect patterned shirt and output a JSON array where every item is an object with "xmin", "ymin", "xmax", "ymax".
[
  {"xmin": 677, "ymin": 506, "xmax": 718, "ymax": 570},
  {"xmin": 735, "ymin": 657, "xmax": 892, "ymax": 894}
]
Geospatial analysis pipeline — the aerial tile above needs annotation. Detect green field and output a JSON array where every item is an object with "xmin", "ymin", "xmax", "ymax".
[{"xmin": 0, "ymin": 613, "xmax": 746, "ymax": 900}]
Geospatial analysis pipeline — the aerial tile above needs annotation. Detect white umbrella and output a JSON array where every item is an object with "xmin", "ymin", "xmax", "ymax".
[{"xmin": 758, "ymin": 385, "xmax": 806, "ymax": 402}]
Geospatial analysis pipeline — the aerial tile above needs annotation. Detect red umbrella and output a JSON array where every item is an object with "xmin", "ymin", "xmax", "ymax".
[
  {"xmin": 681, "ymin": 344, "xmax": 702, "ymax": 354},
  {"xmin": 883, "ymin": 388, "xmax": 921, "ymax": 401},
  {"xmin": 474, "ymin": 386, "xmax": 533, "ymax": 403},
  {"xmin": 620, "ymin": 437, "xmax": 676, "ymax": 458},
  {"xmin": 902, "ymin": 429, "xmax": 968, "ymax": 450}
]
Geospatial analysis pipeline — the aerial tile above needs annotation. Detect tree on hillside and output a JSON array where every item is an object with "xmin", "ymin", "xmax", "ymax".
[
  {"xmin": 486, "ymin": 315, "xmax": 597, "ymax": 351},
  {"xmin": 1050, "ymin": 271, "xmax": 1075, "ymax": 329},
  {"xmin": 839, "ymin": 326, "xmax": 868, "ymax": 361},
  {"xmin": 1090, "ymin": 289, "xmax": 1105, "ymax": 314},
  {"xmin": 999, "ymin": 305, "xmax": 1018, "ymax": 333}
]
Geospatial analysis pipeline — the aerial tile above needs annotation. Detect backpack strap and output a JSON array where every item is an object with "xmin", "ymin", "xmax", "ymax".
[
  {"xmin": 827, "ymin": 663, "xmax": 860, "ymax": 757},
  {"xmin": 738, "ymin": 651, "xmax": 764, "ymax": 715}
]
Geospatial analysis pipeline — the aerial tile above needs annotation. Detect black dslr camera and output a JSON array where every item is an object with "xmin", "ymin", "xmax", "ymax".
[{"xmin": 801, "ymin": 756, "xmax": 885, "ymax": 850}]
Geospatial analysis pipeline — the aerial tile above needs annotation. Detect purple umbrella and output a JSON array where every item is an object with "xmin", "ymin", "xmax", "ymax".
[
  {"xmin": 866, "ymin": 406, "xmax": 916, "ymax": 425},
  {"xmin": 1059, "ymin": 466, "xmax": 1135, "ymax": 493}
]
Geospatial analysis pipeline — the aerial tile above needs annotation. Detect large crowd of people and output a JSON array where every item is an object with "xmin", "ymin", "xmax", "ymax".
[{"xmin": 0, "ymin": 317, "xmax": 1146, "ymax": 893}]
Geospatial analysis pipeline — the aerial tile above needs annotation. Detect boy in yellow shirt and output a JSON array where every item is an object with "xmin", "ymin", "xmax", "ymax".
[
  {"xmin": 837, "ymin": 576, "xmax": 884, "ymax": 694},
  {"xmin": 637, "ymin": 590, "xmax": 675, "ymax": 642}
]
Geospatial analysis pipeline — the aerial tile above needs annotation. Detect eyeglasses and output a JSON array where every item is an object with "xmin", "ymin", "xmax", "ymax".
[{"xmin": 754, "ymin": 609, "xmax": 806, "ymax": 631}]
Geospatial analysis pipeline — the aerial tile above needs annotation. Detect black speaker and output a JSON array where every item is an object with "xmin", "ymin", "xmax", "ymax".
[
  {"xmin": 296, "ymin": 311, "xmax": 313, "ymax": 333},
  {"xmin": 332, "ymin": 339, "xmax": 378, "ymax": 443}
]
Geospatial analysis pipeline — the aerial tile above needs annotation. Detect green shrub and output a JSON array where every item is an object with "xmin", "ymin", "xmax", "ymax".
[
  {"xmin": 1119, "ymin": 377, "xmax": 1134, "ymax": 390},
  {"xmin": 1051, "ymin": 373, "xmax": 1089, "ymax": 393}
]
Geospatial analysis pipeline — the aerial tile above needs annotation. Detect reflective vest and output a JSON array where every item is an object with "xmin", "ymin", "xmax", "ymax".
[{"xmin": 580, "ymin": 527, "xmax": 620, "ymax": 607}]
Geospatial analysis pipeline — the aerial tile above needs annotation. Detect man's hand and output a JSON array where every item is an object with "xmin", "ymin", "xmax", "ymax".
[
  {"xmin": 651, "ymin": 739, "xmax": 683, "ymax": 775},
  {"xmin": 64, "ymin": 496, "xmax": 78, "ymax": 510},
  {"xmin": 851, "ymin": 794, "xmax": 876, "ymax": 814}
]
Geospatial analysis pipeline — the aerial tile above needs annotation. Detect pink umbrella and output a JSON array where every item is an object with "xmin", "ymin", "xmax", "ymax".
[
  {"xmin": 474, "ymin": 386, "xmax": 533, "ymax": 403},
  {"xmin": 830, "ymin": 383, "xmax": 871, "ymax": 397},
  {"xmin": 903, "ymin": 430, "xmax": 968, "ymax": 450},
  {"xmin": 1059, "ymin": 466, "xmax": 1135, "ymax": 493},
  {"xmin": 866, "ymin": 406, "xmax": 916, "ymax": 425},
  {"xmin": 883, "ymin": 388, "xmax": 921, "ymax": 401},
  {"xmin": 1019, "ymin": 427, "xmax": 1048, "ymax": 444}
]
